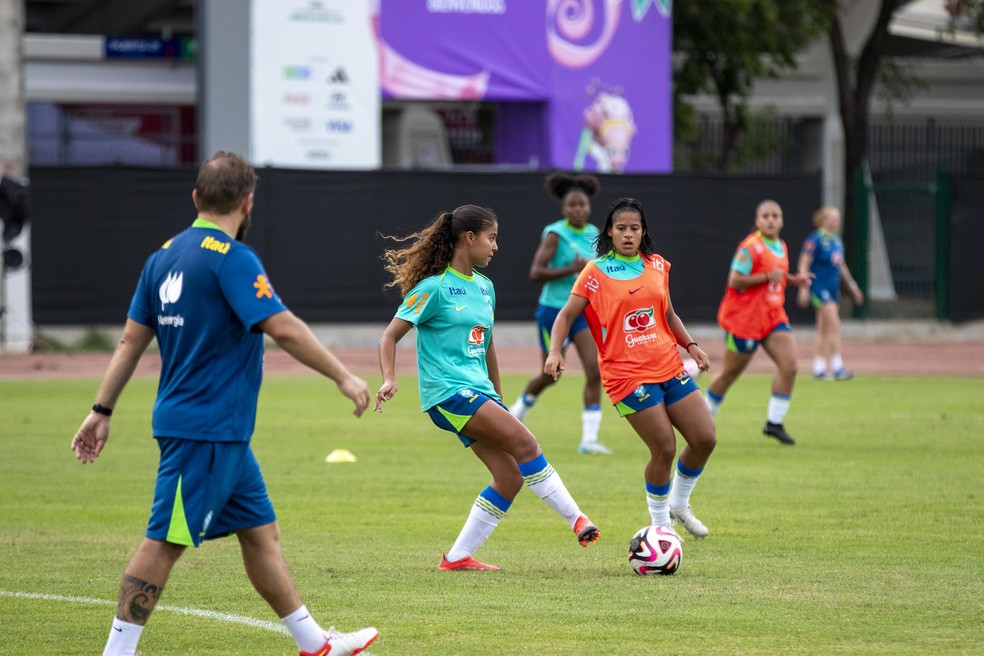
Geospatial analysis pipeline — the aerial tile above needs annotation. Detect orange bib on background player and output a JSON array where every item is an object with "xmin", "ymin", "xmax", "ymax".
[
  {"xmin": 717, "ymin": 232, "xmax": 790, "ymax": 341},
  {"xmin": 572, "ymin": 254, "xmax": 684, "ymax": 405}
]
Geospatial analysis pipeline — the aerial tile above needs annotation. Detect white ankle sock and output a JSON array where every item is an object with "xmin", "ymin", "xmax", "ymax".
[
  {"xmin": 668, "ymin": 465, "xmax": 702, "ymax": 510},
  {"xmin": 520, "ymin": 455, "xmax": 582, "ymax": 527},
  {"xmin": 646, "ymin": 482, "xmax": 671, "ymax": 527},
  {"xmin": 509, "ymin": 394, "xmax": 536, "ymax": 421},
  {"xmin": 705, "ymin": 391, "xmax": 722, "ymax": 417},
  {"xmin": 446, "ymin": 489, "xmax": 508, "ymax": 561},
  {"xmin": 767, "ymin": 394, "xmax": 791, "ymax": 424},
  {"xmin": 282, "ymin": 605, "xmax": 327, "ymax": 654},
  {"xmin": 102, "ymin": 618, "xmax": 143, "ymax": 656},
  {"xmin": 580, "ymin": 408, "xmax": 603, "ymax": 445}
]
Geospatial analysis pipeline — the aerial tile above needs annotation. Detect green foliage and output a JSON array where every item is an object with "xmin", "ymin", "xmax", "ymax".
[
  {"xmin": 675, "ymin": 107, "xmax": 793, "ymax": 173},
  {"xmin": 947, "ymin": 0, "xmax": 984, "ymax": 34},
  {"xmin": 673, "ymin": 0, "xmax": 833, "ymax": 170},
  {"xmin": 1, "ymin": 373, "xmax": 983, "ymax": 654},
  {"xmin": 875, "ymin": 57, "xmax": 930, "ymax": 122}
]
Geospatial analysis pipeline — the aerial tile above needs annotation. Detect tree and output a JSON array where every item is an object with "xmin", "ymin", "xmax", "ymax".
[
  {"xmin": 673, "ymin": 0, "xmax": 832, "ymax": 170},
  {"xmin": 825, "ymin": 0, "xmax": 984, "ymax": 258},
  {"xmin": 823, "ymin": 0, "xmax": 899, "ymax": 259}
]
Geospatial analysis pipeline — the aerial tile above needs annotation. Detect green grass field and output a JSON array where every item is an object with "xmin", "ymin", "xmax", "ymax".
[{"xmin": 1, "ymin": 372, "xmax": 982, "ymax": 655}]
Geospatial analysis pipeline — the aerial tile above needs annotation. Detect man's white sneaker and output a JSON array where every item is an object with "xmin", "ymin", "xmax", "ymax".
[
  {"xmin": 669, "ymin": 505, "xmax": 709, "ymax": 538},
  {"xmin": 301, "ymin": 626, "xmax": 379, "ymax": 656},
  {"xmin": 578, "ymin": 442, "xmax": 612, "ymax": 455}
]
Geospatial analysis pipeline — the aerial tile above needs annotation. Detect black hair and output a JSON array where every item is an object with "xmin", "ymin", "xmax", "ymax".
[
  {"xmin": 595, "ymin": 197, "xmax": 655, "ymax": 257},
  {"xmin": 544, "ymin": 171, "xmax": 601, "ymax": 202}
]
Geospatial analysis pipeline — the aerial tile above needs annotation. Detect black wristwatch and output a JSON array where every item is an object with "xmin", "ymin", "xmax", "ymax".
[{"xmin": 92, "ymin": 403, "xmax": 113, "ymax": 417}]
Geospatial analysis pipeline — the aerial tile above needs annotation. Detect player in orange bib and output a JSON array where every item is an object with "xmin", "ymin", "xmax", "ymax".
[
  {"xmin": 705, "ymin": 199, "xmax": 813, "ymax": 445},
  {"xmin": 545, "ymin": 198, "xmax": 717, "ymax": 539}
]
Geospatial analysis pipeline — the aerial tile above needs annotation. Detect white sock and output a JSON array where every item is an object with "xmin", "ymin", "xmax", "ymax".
[
  {"xmin": 832, "ymin": 354, "xmax": 844, "ymax": 371},
  {"xmin": 705, "ymin": 391, "xmax": 722, "ymax": 417},
  {"xmin": 520, "ymin": 455, "xmax": 582, "ymax": 527},
  {"xmin": 813, "ymin": 355, "xmax": 826, "ymax": 376},
  {"xmin": 509, "ymin": 394, "xmax": 536, "ymax": 421},
  {"xmin": 282, "ymin": 605, "xmax": 328, "ymax": 654},
  {"xmin": 580, "ymin": 408, "xmax": 603, "ymax": 445},
  {"xmin": 668, "ymin": 464, "xmax": 703, "ymax": 510},
  {"xmin": 446, "ymin": 491, "xmax": 507, "ymax": 562},
  {"xmin": 767, "ymin": 394, "xmax": 791, "ymax": 424},
  {"xmin": 646, "ymin": 482, "xmax": 671, "ymax": 527},
  {"xmin": 102, "ymin": 618, "xmax": 144, "ymax": 656}
]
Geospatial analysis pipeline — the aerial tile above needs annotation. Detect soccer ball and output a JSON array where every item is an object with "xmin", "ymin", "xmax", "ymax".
[
  {"xmin": 627, "ymin": 525, "xmax": 683, "ymax": 576},
  {"xmin": 682, "ymin": 356, "xmax": 701, "ymax": 379}
]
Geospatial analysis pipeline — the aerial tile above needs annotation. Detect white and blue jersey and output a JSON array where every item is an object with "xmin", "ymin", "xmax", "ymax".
[
  {"xmin": 128, "ymin": 218, "xmax": 288, "ymax": 442},
  {"xmin": 394, "ymin": 267, "xmax": 498, "ymax": 411}
]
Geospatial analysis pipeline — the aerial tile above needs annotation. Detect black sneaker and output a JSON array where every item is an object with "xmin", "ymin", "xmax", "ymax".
[{"xmin": 763, "ymin": 421, "xmax": 796, "ymax": 445}]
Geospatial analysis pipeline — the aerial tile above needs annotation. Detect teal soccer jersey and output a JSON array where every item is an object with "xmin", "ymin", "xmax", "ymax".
[
  {"xmin": 395, "ymin": 267, "xmax": 498, "ymax": 411},
  {"xmin": 538, "ymin": 219, "xmax": 599, "ymax": 309}
]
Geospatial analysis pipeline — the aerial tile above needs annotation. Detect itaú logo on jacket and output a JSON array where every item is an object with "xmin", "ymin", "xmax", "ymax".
[{"xmin": 623, "ymin": 307, "xmax": 654, "ymax": 333}]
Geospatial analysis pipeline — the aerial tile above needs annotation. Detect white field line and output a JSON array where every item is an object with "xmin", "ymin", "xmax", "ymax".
[{"xmin": 0, "ymin": 589, "xmax": 288, "ymax": 634}]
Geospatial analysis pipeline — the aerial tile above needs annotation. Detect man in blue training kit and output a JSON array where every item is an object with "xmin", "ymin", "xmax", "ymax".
[{"xmin": 71, "ymin": 151, "xmax": 379, "ymax": 656}]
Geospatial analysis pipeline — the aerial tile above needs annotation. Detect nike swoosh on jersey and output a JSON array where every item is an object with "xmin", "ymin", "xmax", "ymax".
[
  {"xmin": 629, "ymin": 287, "xmax": 642, "ymax": 294},
  {"xmin": 456, "ymin": 305, "xmax": 468, "ymax": 311}
]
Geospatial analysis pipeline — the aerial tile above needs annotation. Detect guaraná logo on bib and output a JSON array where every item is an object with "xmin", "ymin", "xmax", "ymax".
[{"xmin": 623, "ymin": 307, "xmax": 654, "ymax": 333}]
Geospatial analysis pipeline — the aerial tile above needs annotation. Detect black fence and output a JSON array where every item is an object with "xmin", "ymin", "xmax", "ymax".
[
  {"xmin": 949, "ymin": 175, "xmax": 984, "ymax": 323},
  {"xmin": 29, "ymin": 167, "xmax": 826, "ymax": 328}
]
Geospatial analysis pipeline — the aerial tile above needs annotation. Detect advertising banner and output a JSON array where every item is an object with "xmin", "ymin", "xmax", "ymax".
[
  {"xmin": 377, "ymin": 0, "xmax": 671, "ymax": 173},
  {"xmin": 251, "ymin": 0, "xmax": 380, "ymax": 169}
]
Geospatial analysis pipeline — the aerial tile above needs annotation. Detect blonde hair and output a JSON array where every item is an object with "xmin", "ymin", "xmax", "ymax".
[{"xmin": 812, "ymin": 205, "xmax": 838, "ymax": 228}]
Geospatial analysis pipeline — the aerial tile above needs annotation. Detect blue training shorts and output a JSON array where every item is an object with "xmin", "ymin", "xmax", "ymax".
[
  {"xmin": 810, "ymin": 282, "xmax": 841, "ymax": 307},
  {"xmin": 426, "ymin": 389, "xmax": 506, "ymax": 447},
  {"xmin": 535, "ymin": 304, "xmax": 589, "ymax": 353},
  {"xmin": 146, "ymin": 438, "xmax": 276, "ymax": 547},
  {"xmin": 724, "ymin": 322, "xmax": 792, "ymax": 355},
  {"xmin": 614, "ymin": 370, "xmax": 701, "ymax": 418}
]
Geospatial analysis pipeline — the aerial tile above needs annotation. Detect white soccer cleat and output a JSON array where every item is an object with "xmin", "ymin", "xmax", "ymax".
[
  {"xmin": 301, "ymin": 626, "xmax": 379, "ymax": 656},
  {"xmin": 578, "ymin": 442, "xmax": 612, "ymax": 455},
  {"xmin": 669, "ymin": 505, "xmax": 709, "ymax": 538}
]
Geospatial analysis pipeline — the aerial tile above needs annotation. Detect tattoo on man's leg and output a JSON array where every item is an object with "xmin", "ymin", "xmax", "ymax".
[{"xmin": 118, "ymin": 574, "xmax": 162, "ymax": 624}]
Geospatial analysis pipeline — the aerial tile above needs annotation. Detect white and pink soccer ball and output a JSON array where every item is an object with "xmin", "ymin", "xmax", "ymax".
[
  {"xmin": 627, "ymin": 525, "xmax": 683, "ymax": 576},
  {"xmin": 682, "ymin": 356, "xmax": 701, "ymax": 379}
]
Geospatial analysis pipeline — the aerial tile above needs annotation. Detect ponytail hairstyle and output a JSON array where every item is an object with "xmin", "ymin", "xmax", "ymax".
[
  {"xmin": 544, "ymin": 171, "xmax": 601, "ymax": 202},
  {"xmin": 381, "ymin": 204, "xmax": 498, "ymax": 296},
  {"xmin": 595, "ymin": 197, "xmax": 654, "ymax": 257}
]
